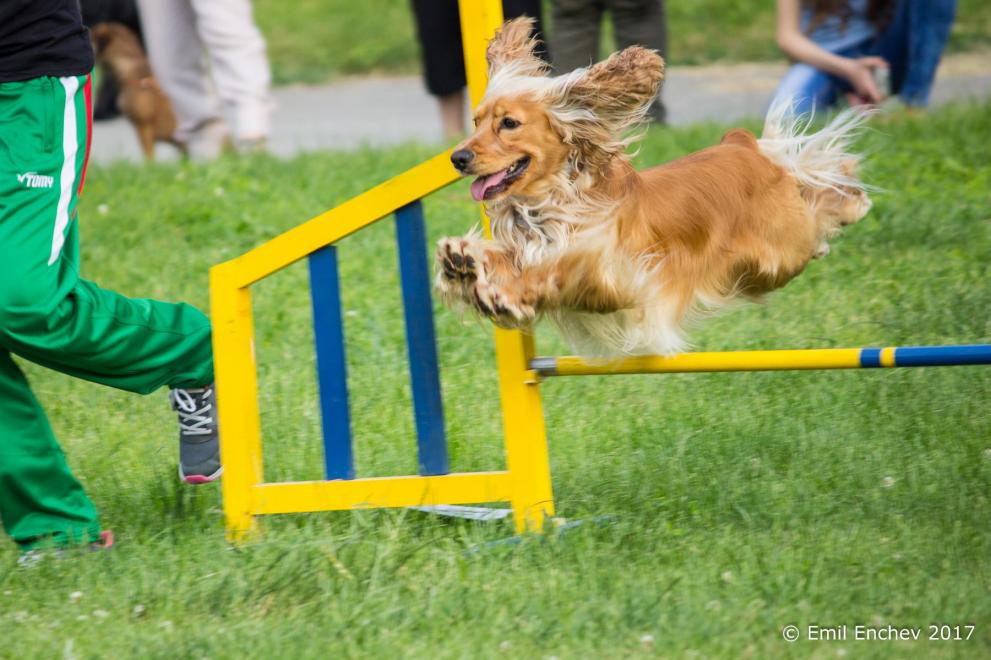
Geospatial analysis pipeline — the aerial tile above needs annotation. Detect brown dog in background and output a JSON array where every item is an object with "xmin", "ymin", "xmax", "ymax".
[{"xmin": 91, "ymin": 22, "xmax": 182, "ymax": 160}]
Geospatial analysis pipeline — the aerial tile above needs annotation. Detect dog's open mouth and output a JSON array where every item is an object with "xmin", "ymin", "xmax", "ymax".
[{"xmin": 470, "ymin": 156, "xmax": 531, "ymax": 201}]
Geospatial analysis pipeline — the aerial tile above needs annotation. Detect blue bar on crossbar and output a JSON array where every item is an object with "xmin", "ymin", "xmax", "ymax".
[
  {"xmin": 893, "ymin": 344, "xmax": 991, "ymax": 367},
  {"xmin": 860, "ymin": 348, "xmax": 882, "ymax": 368},
  {"xmin": 308, "ymin": 245, "xmax": 355, "ymax": 480},
  {"xmin": 395, "ymin": 201, "xmax": 449, "ymax": 476}
]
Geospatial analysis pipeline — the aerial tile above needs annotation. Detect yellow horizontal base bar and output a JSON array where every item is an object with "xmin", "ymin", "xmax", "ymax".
[
  {"xmin": 251, "ymin": 472, "xmax": 512, "ymax": 516},
  {"xmin": 541, "ymin": 349, "xmax": 867, "ymax": 376}
]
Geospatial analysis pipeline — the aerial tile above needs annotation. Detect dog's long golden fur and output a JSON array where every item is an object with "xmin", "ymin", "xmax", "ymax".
[{"xmin": 436, "ymin": 18, "xmax": 872, "ymax": 355}]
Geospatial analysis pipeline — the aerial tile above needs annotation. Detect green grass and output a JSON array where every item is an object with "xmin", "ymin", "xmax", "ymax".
[
  {"xmin": 2, "ymin": 102, "xmax": 990, "ymax": 657},
  {"xmin": 254, "ymin": 0, "xmax": 991, "ymax": 84}
]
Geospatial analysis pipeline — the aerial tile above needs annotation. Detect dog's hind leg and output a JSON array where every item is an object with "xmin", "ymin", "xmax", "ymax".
[{"xmin": 136, "ymin": 123, "xmax": 155, "ymax": 161}]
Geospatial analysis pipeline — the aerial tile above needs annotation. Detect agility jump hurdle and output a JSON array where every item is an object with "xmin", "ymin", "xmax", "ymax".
[
  {"xmin": 211, "ymin": 0, "xmax": 553, "ymax": 540},
  {"xmin": 209, "ymin": 0, "xmax": 991, "ymax": 541}
]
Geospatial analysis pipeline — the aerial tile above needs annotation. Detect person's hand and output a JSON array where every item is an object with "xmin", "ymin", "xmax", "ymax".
[{"xmin": 841, "ymin": 56, "xmax": 889, "ymax": 104}]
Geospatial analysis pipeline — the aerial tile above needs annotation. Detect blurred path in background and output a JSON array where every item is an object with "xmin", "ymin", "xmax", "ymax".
[{"xmin": 90, "ymin": 52, "xmax": 991, "ymax": 163}]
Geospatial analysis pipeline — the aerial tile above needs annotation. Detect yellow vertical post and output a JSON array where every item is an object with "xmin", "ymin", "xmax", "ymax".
[
  {"xmin": 459, "ymin": 0, "xmax": 555, "ymax": 532},
  {"xmin": 459, "ymin": 0, "xmax": 504, "ymax": 109},
  {"xmin": 496, "ymin": 329, "xmax": 555, "ymax": 532},
  {"xmin": 209, "ymin": 265, "xmax": 264, "ymax": 540}
]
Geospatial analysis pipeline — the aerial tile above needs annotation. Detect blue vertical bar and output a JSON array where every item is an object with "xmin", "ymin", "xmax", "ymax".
[
  {"xmin": 395, "ymin": 200, "xmax": 449, "ymax": 476},
  {"xmin": 308, "ymin": 245, "xmax": 354, "ymax": 480}
]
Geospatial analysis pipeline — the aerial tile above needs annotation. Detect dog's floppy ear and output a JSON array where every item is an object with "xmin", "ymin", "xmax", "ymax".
[
  {"xmin": 487, "ymin": 17, "xmax": 548, "ymax": 78},
  {"xmin": 90, "ymin": 23, "xmax": 113, "ymax": 53},
  {"xmin": 563, "ymin": 46, "xmax": 665, "ymax": 119},
  {"xmin": 546, "ymin": 47, "xmax": 665, "ymax": 171}
]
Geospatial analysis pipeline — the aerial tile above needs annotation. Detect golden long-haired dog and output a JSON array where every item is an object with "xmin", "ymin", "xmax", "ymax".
[
  {"xmin": 91, "ymin": 22, "xmax": 181, "ymax": 161},
  {"xmin": 436, "ymin": 18, "xmax": 872, "ymax": 356}
]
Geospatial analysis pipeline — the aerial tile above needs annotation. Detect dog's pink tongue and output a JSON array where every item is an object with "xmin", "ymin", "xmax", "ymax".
[{"xmin": 470, "ymin": 169, "xmax": 508, "ymax": 202}]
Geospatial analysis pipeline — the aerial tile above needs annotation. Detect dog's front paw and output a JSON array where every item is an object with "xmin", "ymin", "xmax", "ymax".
[
  {"xmin": 471, "ymin": 279, "xmax": 535, "ymax": 327},
  {"xmin": 435, "ymin": 236, "xmax": 491, "ymax": 308},
  {"xmin": 437, "ymin": 237, "xmax": 482, "ymax": 284}
]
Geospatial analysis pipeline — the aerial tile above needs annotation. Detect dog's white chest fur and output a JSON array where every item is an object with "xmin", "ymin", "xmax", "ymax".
[{"xmin": 487, "ymin": 199, "xmax": 687, "ymax": 357}]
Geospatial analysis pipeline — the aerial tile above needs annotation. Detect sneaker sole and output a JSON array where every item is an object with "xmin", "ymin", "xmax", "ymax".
[
  {"xmin": 93, "ymin": 530, "xmax": 115, "ymax": 550},
  {"xmin": 179, "ymin": 464, "xmax": 224, "ymax": 485}
]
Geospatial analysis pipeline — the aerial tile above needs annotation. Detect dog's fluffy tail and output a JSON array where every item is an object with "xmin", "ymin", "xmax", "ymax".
[{"xmin": 757, "ymin": 100, "xmax": 872, "ymax": 196}]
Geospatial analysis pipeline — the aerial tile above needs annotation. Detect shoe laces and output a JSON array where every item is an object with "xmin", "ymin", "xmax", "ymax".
[{"xmin": 170, "ymin": 387, "xmax": 214, "ymax": 436}]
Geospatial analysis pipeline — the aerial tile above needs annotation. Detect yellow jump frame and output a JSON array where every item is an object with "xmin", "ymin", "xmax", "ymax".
[{"xmin": 210, "ymin": 0, "xmax": 553, "ymax": 540}]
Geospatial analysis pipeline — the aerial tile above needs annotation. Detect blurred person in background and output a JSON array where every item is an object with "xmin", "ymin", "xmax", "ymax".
[
  {"xmin": 772, "ymin": 0, "xmax": 958, "ymax": 113},
  {"xmin": 135, "ymin": 0, "xmax": 273, "ymax": 158},
  {"xmin": 550, "ymin": 0, "xmax": 667, "ymax": 123},
  {"xmin": 410, "ymin": 0, "xmax": 548, "ymax": 141}
]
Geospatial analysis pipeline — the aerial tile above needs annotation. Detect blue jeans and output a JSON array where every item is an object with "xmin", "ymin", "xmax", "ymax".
[{"xmin": 771, "ymin": 0, "xmax": 958, "ymax": 114}]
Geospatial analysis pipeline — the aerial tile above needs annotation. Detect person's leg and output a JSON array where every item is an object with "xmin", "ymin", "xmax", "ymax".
[
  {"xmin": 0, "ymin": 350, "xmax": 101, "ymax": 549},
  {"xmin": 411, "ymin": 0, "xmax": 467, "ymax": 136},
  {"xmin": 438, "ymin": 89, "xmax": 466, "ymax": 141},
  {"xmin": 868, "ymin": 0, "xmax": 909, "ymax": 100},
  {"xmin": 5, "ymin": 274, "xmax": 214, "ymax": 394},
  {"xmin": 502, "ymin": 0, "xmax": 550, "ymax": 62},
  {"xmin": 0, "ymin": 76, "xmax": 101, "ymax": 549},
  {"xmin": 0, "ymin": 75, "xmax": 216, "ymax": 494},
  {"xmin": 135, "ymin": 0, "xmax": 225, "ymax": 146},
  {"xmin": 188, "ymin": 0, "xmax": 273, "ymax": 143},
  {"xmin": 770, "ymin": 62, "xmax": 841, "ymax": 115},
  {"xmin": 607, "ymin": 0, "xmax": 667, "ymax": 62},
  {"xmin": 871, "ymin": 0, "xmax": 957, "ymax": 107},
  {"xmin": 551, "ymin": 0, "xmax": 604, "ymax": 74},
  {"xmin": 607, "ymin": 0, "xmax": 667, "ymax": 121},
  {"xmin": 7, "ymin": 75, "xmax": 212, "ymax": 391}
]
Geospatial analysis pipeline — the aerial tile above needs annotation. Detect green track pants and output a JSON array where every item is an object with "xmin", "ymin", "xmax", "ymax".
[{"xmin": 0, "ymin": 74, "xmax": 214, "ymax": 549}]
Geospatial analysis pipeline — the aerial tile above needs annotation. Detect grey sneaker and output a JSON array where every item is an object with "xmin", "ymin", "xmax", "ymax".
[{"xmin": 170, "ymin": 385, "xmax": 222, "ymax": 484}]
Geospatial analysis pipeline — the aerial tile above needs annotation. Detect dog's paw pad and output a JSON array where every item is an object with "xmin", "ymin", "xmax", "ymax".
[
  {"xmin": 436, "ymin": 238, "xmax": 484, "ymax": 284},
  {"xmin": 472, "ymin": 281, "xmax": 534, "ymax": 326}
]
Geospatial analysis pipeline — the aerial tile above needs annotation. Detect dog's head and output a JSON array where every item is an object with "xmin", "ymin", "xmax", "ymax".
[
  {"xmin": 451, "ymin": 17, "xmax": 665, "ymax": 202},
  {"xmin": 90, "ymin": 22, "xmax": 141, "ymax": 63},
  {"xmin": 808, "ymin": 158, "xmax": 874, "ymax": 228}
]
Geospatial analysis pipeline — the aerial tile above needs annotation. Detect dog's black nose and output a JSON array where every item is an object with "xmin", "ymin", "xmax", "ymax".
[{"xmin": 451, "ymin": 149, "xmax": 474, "ymax": 172}]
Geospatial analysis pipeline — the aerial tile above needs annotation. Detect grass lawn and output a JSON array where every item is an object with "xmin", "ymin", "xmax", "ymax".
[
  {"xmin": 254, "ymin": 0, "xmax": 991, "ymax": 84},
  {"xmin": 1, "ymin": 102, "xmax": 990, "ymax": 657}
]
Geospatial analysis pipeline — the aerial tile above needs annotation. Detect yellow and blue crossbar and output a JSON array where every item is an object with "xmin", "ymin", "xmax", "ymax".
[{"xmin": 530, "ymin": 344, "xmax": 991, "ymax": 377}]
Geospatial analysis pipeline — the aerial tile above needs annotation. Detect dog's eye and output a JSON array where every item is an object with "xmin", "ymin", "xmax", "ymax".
[{"xmin": 500, "ymin": 117, "xmax": 520, "ymax": 130}]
